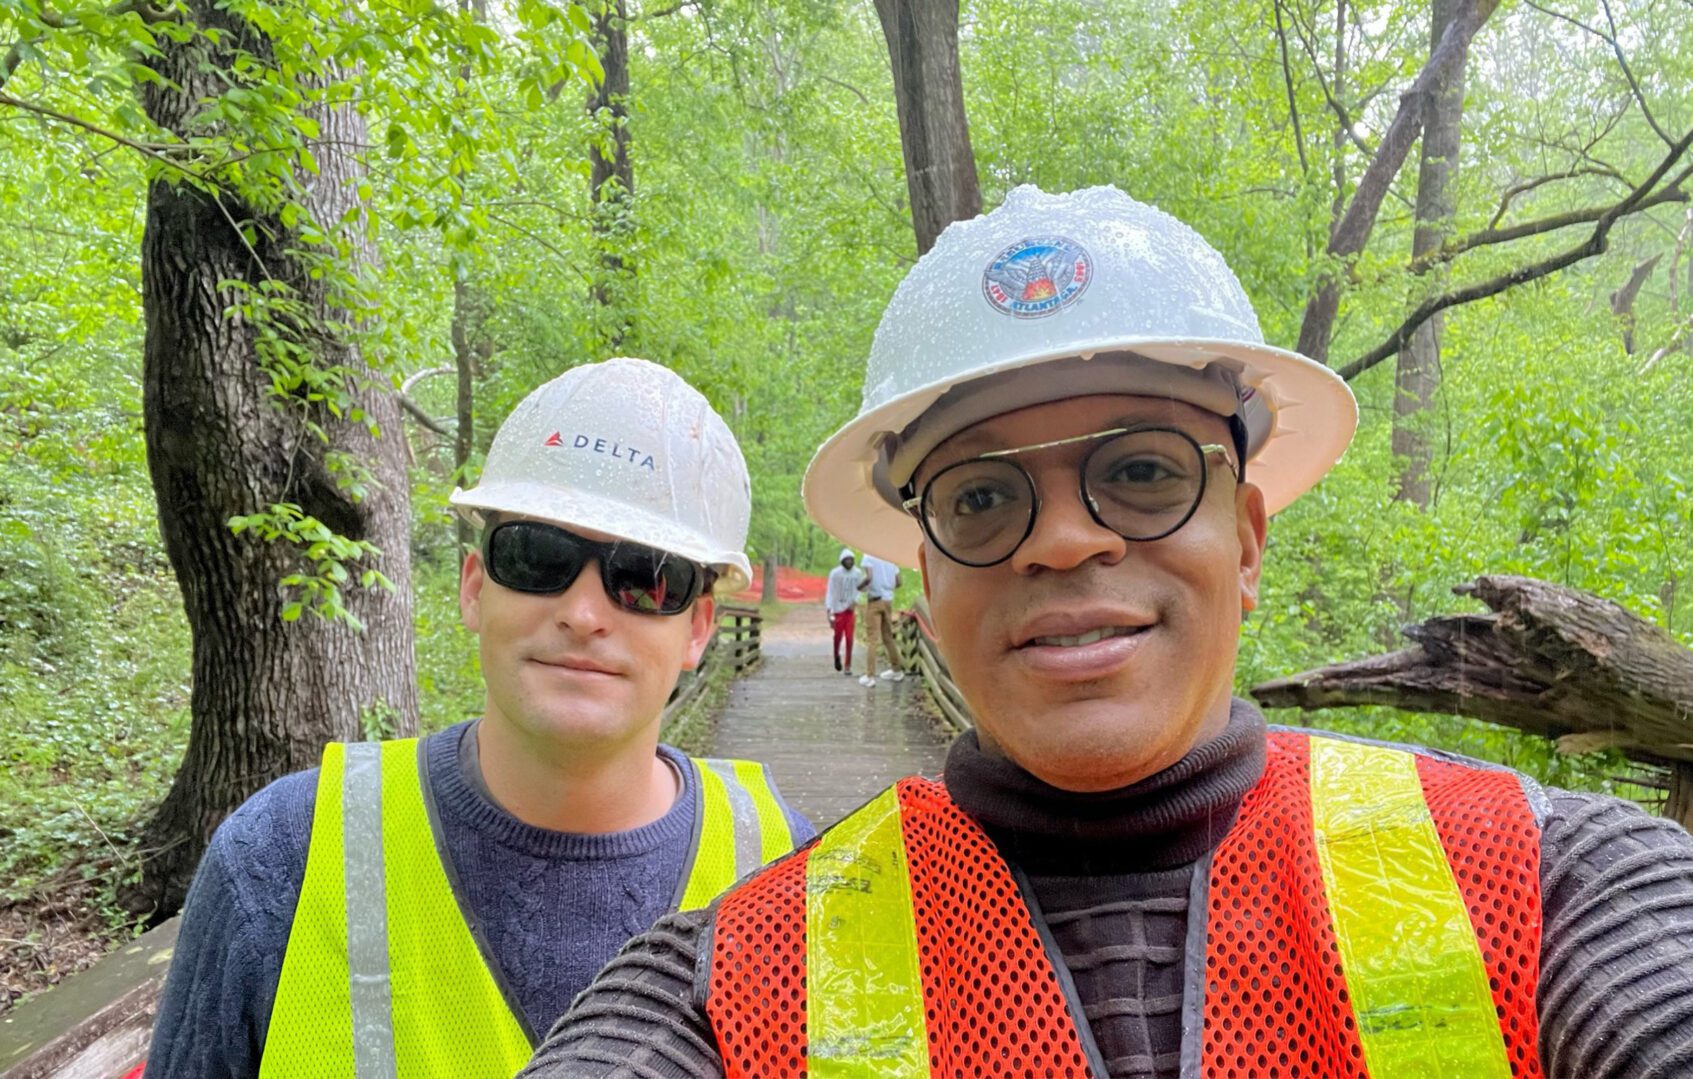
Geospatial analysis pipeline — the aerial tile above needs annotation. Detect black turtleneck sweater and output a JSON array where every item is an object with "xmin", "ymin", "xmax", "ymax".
[
  {"xmin": 522, "ymin": 700, "xmax": 1693, "ymax": 1079},
  {"xmin": 943, "ymin": 700, "xmax": 1265, "ymax": 1076}
]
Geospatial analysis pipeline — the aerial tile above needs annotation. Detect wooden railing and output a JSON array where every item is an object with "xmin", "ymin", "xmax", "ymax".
[
  {"xmin": 895, "ymin": 596, "xmax": 974, "ymax": 733},
  {"xmin": 661, "ymin": 603, "xmax": 762, "ymax": 731},
  {"xmin": 0, "ymin": 604, "xmax": 767, "ymax": 1079}
]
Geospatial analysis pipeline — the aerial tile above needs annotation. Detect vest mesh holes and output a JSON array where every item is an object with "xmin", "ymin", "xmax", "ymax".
[
  {"xmin": 707, "ymin": 851, "xmax": 811, "ymax": 1076},
  {"xmin": 1416, "ymin": 757, "xmax": 1544, "ymax": 1079},
  {"xmin": 1206, "ymin": 734, "xmax": 1367, "ymax": 1077}
]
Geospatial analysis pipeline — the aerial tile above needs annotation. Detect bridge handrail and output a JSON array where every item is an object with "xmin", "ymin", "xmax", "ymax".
[
  {"xmin": 895, "ymin": 596, "xmax": 974, "ymax": 733},
  {"xmin": 0, "ymin": 603, "xmax": 768, "ymax": 1079}
]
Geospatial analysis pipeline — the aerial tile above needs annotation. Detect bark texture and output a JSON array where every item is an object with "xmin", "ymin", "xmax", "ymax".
[
  {"xmin": 871, "ymin": 0, "xmax": 981, "ymax": 256},
  {"xmin": 133, "ymin": 2, "xmax": 417, "ymax": 915},
  {"xmin": 1250, "ymin": 576, "xmax": 1693, "ymax": 827},
  {"xmin": 588, "ymin": 0, "xmax": 634, "ymax": 350},
  {"xmin": 1393, "ymin": 0, "xmax": 1468, "ymax": 506}
]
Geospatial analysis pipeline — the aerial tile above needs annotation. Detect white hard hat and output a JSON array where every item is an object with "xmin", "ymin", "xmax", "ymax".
[
  {"xmin": 450, "ymin": 357, "xmax": 753, "ymax": 591},
  {"xmin": 804, "ymin": 185, "xmax": 1357, "ymax": 566}
]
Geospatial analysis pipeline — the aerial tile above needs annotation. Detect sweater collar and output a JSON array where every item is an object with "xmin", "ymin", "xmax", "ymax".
[{"xmin": 942, "ymin": 698, "xmax": 1267, "ymax": 874}]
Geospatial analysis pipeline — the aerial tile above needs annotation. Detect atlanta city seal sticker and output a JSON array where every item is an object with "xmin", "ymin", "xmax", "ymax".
[{"xmin": 982, "ymin": 236, "xmax": 1092, "ymax": 318}]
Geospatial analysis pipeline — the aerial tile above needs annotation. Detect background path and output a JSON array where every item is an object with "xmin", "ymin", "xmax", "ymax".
[{"xmin": 705, "ymin": 603, "xmax": 954, "ymax": 828}]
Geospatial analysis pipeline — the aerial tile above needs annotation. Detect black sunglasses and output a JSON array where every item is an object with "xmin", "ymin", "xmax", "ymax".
[{"xmin": 483, "ymin": 520, "xmax": 707, "ymax": 616}]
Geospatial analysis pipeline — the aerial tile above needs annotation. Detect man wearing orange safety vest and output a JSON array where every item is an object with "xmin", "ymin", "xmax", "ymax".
[
  {"xmin": 520, "ymin": 190, "xmax": 1693, "ymax": 1078},
  {"xmin": 145, "ymin": 359, "xmax": 810, "ymax": 1078}
]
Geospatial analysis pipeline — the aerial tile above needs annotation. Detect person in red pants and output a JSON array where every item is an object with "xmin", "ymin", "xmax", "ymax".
[{"xmin": 824, "ymin": 547, "xmax": 865, "ymax": 674}]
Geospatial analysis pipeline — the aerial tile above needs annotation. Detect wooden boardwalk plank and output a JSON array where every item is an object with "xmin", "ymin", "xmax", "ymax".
[{"xmin": 706, "ymin": 604, "xmax": 953, "ymax": 829}]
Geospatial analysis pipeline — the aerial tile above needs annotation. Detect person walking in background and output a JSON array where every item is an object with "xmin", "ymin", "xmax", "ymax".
[
  {"xmin": 858, "ymin": 551, "xmax": 905, "ymax": 685},
  {"xmin": 823, "ymin": 548, "xmax": 863, "ymax": 675},
  {"xmin": 144, "ymin": 358, "xmax": 810, "ymax": 1079}
]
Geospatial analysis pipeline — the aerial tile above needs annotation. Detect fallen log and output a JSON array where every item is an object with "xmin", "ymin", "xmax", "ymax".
[{"xmin": 1250, "ymin": 575, "xmax": 1693, "ymax": 829}]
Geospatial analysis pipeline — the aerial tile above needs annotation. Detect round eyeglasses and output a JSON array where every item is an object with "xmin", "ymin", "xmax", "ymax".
[{"xmin": 901, "ymin": 426, "xmax": 1239, "ymax": 568}]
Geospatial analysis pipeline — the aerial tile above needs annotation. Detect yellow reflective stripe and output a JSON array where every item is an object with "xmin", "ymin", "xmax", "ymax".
[
  {"xmin": 261, "ymin": 744, "xmax": 354, "ymax": 1078},
  {"xmin": 380, "ymin": 739, "xmax": 532, "ymax": 1077},
  {"xmin": 806, "ymin": 786, "xmax": 929, "ymax": 1077},
  {"xmin": 1308, "ymin": 738, "xmax": 1511, "ymax": 1079},
  {"xmin": 733, "ymin": 759, "xmax": 794, "ymax": 863},
  {"xmin": 681, "ymin": 760, "xmax": 737, "ymax": 910}
]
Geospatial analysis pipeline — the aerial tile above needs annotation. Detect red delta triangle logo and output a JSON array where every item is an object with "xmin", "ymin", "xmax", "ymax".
[{"xmin": 544, "ymin": 431, "xmax": 563, "ymax": 446}]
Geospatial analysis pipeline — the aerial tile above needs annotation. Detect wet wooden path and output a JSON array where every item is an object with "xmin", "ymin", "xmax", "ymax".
[{"xmin": 706, "ymin": 603, "xmax": 955, "ymax": 829}]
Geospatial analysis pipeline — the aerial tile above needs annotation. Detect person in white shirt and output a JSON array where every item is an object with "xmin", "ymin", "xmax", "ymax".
[
  {"xmin": 858, "ymin": 553, "xmax": 904, "ymax": 686},
  {"xmin": 823, "ymin": 548, "xmax": 865, "ymax": 675}
]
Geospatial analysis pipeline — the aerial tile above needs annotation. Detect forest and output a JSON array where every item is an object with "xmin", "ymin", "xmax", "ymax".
[{"xmin": 2, "ymin": 0, "xmax": 1691, "ymax": 1007}]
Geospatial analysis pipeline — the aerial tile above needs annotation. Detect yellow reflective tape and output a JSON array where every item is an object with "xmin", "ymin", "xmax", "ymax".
[
  {"xmin": 733, "ymin": 759, "xmax": 794, "ymax": 863},
  {"xmin": 261, "ymin": 744, "xmax": 354, "ymax": 1078},
  {"xmin": 1308, "ymin": 738, "xmax": 1511, "ymax": 1079},
  {"xmin": 806, "ymin": 786, "xmax": 929, "ymax": 1077},
  {"xmin": 380, "ymin": 739, "xmax": 532, "ymax": 1077},
  {"xmin": 681, "ymin": 759, "xmax": 737, "ymax": 910}
]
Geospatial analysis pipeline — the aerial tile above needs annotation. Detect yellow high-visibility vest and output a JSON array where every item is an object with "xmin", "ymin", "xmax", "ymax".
[{"xmin": 260, "ymin": 738, "xmax": 794, "ymax": 1079}]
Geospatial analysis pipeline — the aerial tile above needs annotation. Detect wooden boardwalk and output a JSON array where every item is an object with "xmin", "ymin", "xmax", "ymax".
[{"xmin": 706, "ymin": 603, "xmax": 954, "ymax": 829}]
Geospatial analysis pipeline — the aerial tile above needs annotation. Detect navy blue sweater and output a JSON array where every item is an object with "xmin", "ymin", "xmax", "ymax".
[{"xmin": 143, "ymin": 722, "xmax": 813, "ymax": 1078}]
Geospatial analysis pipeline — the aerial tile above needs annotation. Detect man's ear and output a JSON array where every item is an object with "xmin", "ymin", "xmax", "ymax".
[
  {"xmin": 460, "ymin": 549, "xmax": 486, "ymax": 632},
  {"xmin": 1236, "ymin": 483, "xmax": 1268, "ymax": 614},
  {"xmin": 682, "ymin": 595, "xmax": 716, "ymax": 670}
]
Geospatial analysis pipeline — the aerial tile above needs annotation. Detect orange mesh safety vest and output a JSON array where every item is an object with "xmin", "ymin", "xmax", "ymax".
[{"xmin": 706, "ymin": 730, "xmax": 1543, "ymax": 1078}]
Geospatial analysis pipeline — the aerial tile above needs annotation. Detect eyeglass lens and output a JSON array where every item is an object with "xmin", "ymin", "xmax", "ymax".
[
  {"xmin": 919, "ymin": 429, "xmax": 1211, "ymax": 566},
  {"xmin": 485, "ymin": 521, "xmax": 701, "ymax": 615}
]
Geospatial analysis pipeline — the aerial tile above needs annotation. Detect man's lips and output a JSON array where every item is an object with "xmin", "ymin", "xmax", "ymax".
[
  {"xmin": 529, "ymin": 656, "xmax": 623, "ymax": 676},
  {"xmin": 1008, "ymin": 610, "xmax": 1157, "ymax": 681}
]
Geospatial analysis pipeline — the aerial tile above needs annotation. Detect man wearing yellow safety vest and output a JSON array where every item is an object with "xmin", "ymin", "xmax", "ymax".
[
  {"xmin": 145, "ymin": 358, "xmax": 811, "ymax": 1078},
  {"xmin": 520, "ymin": 190, "xmax": 1693, "ymax": 1078}
]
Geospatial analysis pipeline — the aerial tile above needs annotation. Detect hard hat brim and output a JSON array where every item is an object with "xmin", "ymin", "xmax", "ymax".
[
  {"xmin": 803, "ymin": 337, "xmax": 1357, "ymax": 568},
  {"xmin": 449, "ymin": 480, "xmax": 753, "ymax": 593}
]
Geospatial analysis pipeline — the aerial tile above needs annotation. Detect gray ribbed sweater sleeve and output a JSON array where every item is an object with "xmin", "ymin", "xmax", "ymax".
[
  {"xmin": 1538, "ymin": 790, "xmax": 1693, "ymax": 1078},
  {"xmin": 521, "ymin": 789, "xmax": 1693, "ymax": 1078},
  {"xmin": 520, "ymin": 906, "xmax": 725, "ymax": 1079}
]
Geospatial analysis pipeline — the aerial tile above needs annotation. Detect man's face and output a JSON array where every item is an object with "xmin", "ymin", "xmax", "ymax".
[
  {"xmin": 460, "ymin": 522, "xmax": 716, "ymax": 753},
  {"xmin": 842, "ymin": 557, "xmax": 855, "ymax": 570},
  {"xmin": 916, "ymin": 394, "xmax": 1267, "ymax": 792}
]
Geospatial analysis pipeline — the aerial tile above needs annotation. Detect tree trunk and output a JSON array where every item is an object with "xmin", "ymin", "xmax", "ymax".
[
  {"xmin": 131, "ymin": 0, "xmax": 417, "ymax": 915},
  {"xmin": 761, "ymin": 550, "xmax": 779, "ymax": 605},
  {"xmin": 1393, "ymin": 0, "xmax": 1469, "ymax": 507},
  {"xmin": 452, "ymin": 273, "xmax": 476, "ymax": 554},
  {"xmin": 1295, "ymin": 0, "xmax": 1498, "ymax": 365},
  {"xmin": 871, "ymin": 0, "xmax": 981, "ymax": 256},
  {"xmin": 1250, "ymin": 576, "xmax": 1693, "ymax": 827},
  {"xmin": 588, "ymin": 0, "xmax": 634, "ymax": 351}
]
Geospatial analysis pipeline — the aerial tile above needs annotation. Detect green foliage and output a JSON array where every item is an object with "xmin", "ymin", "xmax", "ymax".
[{"xmin": 3, "ymin": 0, "xmax": 1693, "ymax": 926}]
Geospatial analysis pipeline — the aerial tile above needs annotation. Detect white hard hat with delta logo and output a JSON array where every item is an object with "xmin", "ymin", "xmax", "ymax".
[
  {"xmin": 450, "ymin": 356, "xmax": 753, "ymax": 591},
  {"xmin": 804, "ymin": 184, "xmax": 1358, "ymax": 567}
]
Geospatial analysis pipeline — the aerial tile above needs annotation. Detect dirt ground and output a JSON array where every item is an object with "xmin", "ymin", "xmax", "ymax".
[{"xmin": 0, "ymin": 884, "xmax": 127, "ymax": 1014}]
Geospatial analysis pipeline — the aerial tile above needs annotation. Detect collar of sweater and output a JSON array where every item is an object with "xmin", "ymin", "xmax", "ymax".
[{"xmin": 941, "ymin": 698, "xmax": 1268, "ymax": 875}]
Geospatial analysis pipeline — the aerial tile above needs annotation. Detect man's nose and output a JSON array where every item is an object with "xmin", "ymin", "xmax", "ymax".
[
  {"xmin": 552, "ymin": 560, "xmax": 614, "ymax": 631},
  {"xmin": 1009, "ymin": 466, "xmax": 1126, "ymax": 575}
]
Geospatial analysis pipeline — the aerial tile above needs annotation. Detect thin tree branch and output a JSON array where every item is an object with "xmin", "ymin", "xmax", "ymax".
[
  {"xmin": 397, "ymin": 393, "xmax": 451, "ymax": 435},
  {"xmin": 1273, "ymin": 0, "xmax": 1310, "ymax": 174},
  {"xmin": 1524, "ymin": 0, "xmax": 1673, "ymax": 147},
  {"xmin": 1487, "ymin": 166, "xmax": 1629, "ymax": 230},
  {"xmin": 1340, "ymin": 131, "xmax": 1693, "ymax": 380},
  {"xmin": 1415, "ymin": 178, "xmax": 1688, "ymax": 274},
  {"xmin": 816, "ymin": 72, "xmax": 870, "ymax": 106}
]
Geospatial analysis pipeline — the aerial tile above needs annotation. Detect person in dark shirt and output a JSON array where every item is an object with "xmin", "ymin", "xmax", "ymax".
[
  {"xmin": 521, "ymin": 190, "xmax": 1693, "ymax": 1078},
  {"xmin": 145, "ymin": 358, "xmax": 811, "ymax": 1079}
]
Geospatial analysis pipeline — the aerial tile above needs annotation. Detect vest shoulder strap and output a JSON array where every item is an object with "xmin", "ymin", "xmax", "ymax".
[{"xmin": 678, "ymin": 756, "xmax": 797, "ymax": 909}]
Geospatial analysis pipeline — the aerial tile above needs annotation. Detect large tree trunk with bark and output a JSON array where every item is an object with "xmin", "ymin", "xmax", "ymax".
[
  {"xmin": 132, "ymin": 2, "xmax": 417, "ymax": 915},
  {"xmin": 871, "ymin": 0, "xmax": 981, "ymax": 256},
  {"xmin": 1250, "ymin": 575, "xmax": 1693, "ymax": 830},
  {"xmin": 588, "ymin": 0, "xmax": 635, "ymax": 351},
  {"xmin": 1393, "ymin": 0, "xmax": 1468, "ymax": 507}
]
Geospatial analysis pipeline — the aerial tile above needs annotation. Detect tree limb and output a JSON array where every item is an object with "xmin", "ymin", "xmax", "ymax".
[
  {"xmin": 396, "ymin": 393, "xmax": 451, "ymax": 436},
  {"xmin": 1414, "ymin": 179, "xmax": 1689, "ymax": 275},
  {"xmin": 1486, "ymin": 166, "xmax": 1628, "ymax": 230},
  {"xmin": 1295, "ymin": 0, "xmax": 1501, "ymax": 363},
  {"xmin": 1272, "ymin": 0, "xmax": 1309, "ymax": 175},
  {"xmin": 1339, "ymin": 136, "xmax": 1693, "ymax": 381}
]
